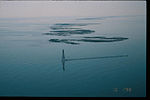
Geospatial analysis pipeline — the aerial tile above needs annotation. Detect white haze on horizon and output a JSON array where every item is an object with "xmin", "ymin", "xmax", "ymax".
[{"xmin": 0, "ymin": 1, "xmax": 146, "ymax": 18}]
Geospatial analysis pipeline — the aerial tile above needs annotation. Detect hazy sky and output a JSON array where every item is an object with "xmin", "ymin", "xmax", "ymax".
[{"xmin": 0, "ymin": 1, "xmax": 146, "ymax": 18}]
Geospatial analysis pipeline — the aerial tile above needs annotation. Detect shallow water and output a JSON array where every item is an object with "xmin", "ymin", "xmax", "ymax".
[{"xmin": 0, "ymin": 1, "xmax": 146, "ymax": 97}]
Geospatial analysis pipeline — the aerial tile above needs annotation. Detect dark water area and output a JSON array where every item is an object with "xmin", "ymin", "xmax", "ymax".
[
  {"xmin": 0, "ymin": 15, "xmax": 146, "ymax": 97},
  {"xmin": 0, "ymin": 3, "xmax": 146, "ymax": 97}
]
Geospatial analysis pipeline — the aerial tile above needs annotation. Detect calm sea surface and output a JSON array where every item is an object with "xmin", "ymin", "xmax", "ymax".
[{"xmin": 0, "ymin": 2, "xmax": 146, "ymax": 97}]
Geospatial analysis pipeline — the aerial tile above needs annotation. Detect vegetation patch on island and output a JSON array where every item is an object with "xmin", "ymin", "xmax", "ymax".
[
  {"xmin": 49, "ymin": 36, "xmax": 128, "ymax": 45},
  {"xmin": 42, "ymin": 22, "xmax": 128, "ymax": 45},
  {"xmin": 43, "ymin": 23, "xmax": 100, "ymax": 36},
  {"xmin": 43, "ymin": 30, "xmax": 95, "ymax": 36}
]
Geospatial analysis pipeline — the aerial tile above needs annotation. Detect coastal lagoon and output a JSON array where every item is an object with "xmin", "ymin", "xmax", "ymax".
[{"xmin": 0, "ymin": 1, "xmax": 146, "ymax": 97}]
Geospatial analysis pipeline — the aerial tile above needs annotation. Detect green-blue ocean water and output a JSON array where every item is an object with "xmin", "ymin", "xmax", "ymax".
[{"xmin": 0, "ymin": 15, "xmax": 146, "ymax": 97}]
